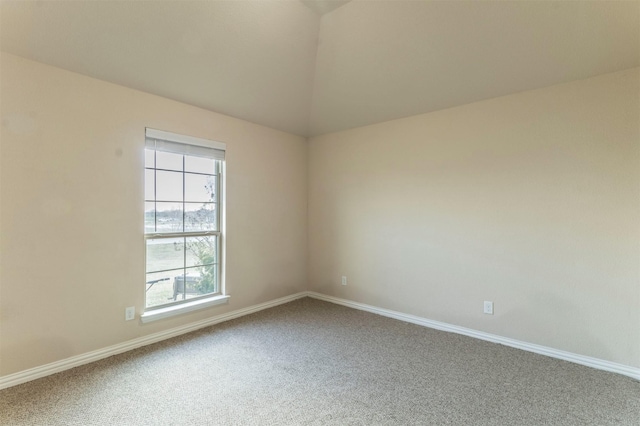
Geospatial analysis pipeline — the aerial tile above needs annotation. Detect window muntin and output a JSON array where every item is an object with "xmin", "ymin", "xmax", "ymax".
[{"xmin": 144, "ymin": 131, "xmax": 224, "ymax": 310}]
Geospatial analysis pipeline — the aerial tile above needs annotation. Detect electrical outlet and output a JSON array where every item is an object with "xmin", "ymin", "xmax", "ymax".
[
  {"xmin": 341, "ymin": 276, "xmax": 347, "ymax": 286},
  {"xmin": 483, "ymin": 301, "xmax": 493, "ymax": 315},
  {"xmin": 125, "ymin": 306, "xmax": 135, "ymax": 321}
]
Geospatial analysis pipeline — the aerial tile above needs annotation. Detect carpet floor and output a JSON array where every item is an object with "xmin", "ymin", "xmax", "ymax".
[{"xmin": 1, "ymin": 297, "xmax": 638, "ymax": 425}]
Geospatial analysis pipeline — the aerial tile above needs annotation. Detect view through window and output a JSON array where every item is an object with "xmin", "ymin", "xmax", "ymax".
[{"xmin": 144, "ymin": 129, "xmax": 225, "ymax": 309}]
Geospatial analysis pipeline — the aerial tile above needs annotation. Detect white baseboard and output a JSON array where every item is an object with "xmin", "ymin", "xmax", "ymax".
[
  {"xmin": 2, "ymin": 290, "xmax": 637, "ymax": 390},
  {"xmin": 0, "ymin": 292, "xmax": 308, "ymax": 390},
  {"xmin": 307, "ymin": 291, "xmax": 640, "ymax": 381}
]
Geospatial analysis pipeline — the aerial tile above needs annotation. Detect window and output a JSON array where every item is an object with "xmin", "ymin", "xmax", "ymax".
[{"xmin": 144, "ymin": 129, "xmax": 225, "ymax": 313}]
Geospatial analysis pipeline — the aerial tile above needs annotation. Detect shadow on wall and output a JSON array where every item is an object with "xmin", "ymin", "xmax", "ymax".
[{"xmin": 499, "ymin": 292, "xmax": 611, "ymax": 362}]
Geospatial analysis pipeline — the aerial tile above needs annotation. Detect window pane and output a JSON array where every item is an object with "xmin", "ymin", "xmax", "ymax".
[
  {"xmin": 155, "ymin": 202, "xmax": 183, "ymax": 233},
  {"xmin": 146, "ymin": 237, "xmax": 184, "ymax": 273},
  {"xmin": 185, "ymin": 173, "xmax": 215, "ymax": 202},
  {"xmin": 145, "ymin": 141, "xmax": 223, "ymax": 310},
  {"xmin": 145, "ymin": 149, "xmax": 155, "ymax": 168},
  {"xmin": 184, "ymin": 203, "xmax": 216, "ymax": 232},
  {"xmin": 185, "ymin": 155, "xmax": 214, "ymax": 174},
  {"xmin": 145, "ymin": 202, "xmax": 156, "ymax": 233},
  {"xmin": 146, "ymin": 270, "xmax": 181, "ymax": 308},
  {"xmin": 185, "ymin": 235, "xmax": 216, "ymax": 268},
  {"xmin": 156, "ymin": 170, "xmax": 183, "ymax": 202},
  {"xmin": 145, "ymin": 169, "xmax": 155, "ymax": 200},
  {"xmin": 156, "ymin": 151, "xmax": 183, "ymax": 171},
  {"xmin": 181, "ymin": 266, "xmax": 217, "ymax": 299}
]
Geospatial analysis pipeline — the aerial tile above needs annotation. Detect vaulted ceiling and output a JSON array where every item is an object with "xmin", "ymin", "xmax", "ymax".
[{"xmin": 1, "ymin": 1, "xmax": 638, "ymax": 137}]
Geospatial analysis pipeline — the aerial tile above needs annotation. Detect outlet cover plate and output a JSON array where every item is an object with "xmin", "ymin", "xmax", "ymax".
[{"xmin": 125, "ymin": 306, "xmax": 135, "ymax": 321}]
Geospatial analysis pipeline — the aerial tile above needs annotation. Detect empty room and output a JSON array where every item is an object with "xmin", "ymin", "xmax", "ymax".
[{"xmin": 0, "ymin": 0, "xmax": 638, "ymax": 424}]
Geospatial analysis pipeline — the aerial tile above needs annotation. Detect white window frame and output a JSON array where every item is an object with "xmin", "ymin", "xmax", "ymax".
[{"xmin": 141, "ymin": 128, "xmax": 228, "ymax": 323}]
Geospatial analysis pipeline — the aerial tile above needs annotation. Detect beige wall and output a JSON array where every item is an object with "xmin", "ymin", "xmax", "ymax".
[
  {"xmin": 0, "ymin": 53, "xmax": 308, "ymax": 376},
  {"xmin": 1, "ymin": 51, "xmax": 638, "ymax": 377},
  {"xmin": 308, "ymin": 68, "xmax": 640, "ymax": 367}
]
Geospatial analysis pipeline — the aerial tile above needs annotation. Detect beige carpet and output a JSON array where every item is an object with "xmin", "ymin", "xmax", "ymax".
[{"xmin": 1, "ymin": 298, "xmax": 638, "ymax": 425}]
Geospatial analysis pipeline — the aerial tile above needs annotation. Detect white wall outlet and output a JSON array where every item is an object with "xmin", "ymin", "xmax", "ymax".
[
  {"xmin": 483, "ymin": 301, "xmax": 494, "ymax": 315},
  {"xmin": 125, "ymin": 306, "xmax": 135, "ymax": 321},
  {"xmin": 341, "ymin": 276, "xmax": 347, "ymax": 286}
]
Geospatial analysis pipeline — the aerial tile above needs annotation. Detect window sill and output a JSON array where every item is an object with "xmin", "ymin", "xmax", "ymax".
[{"xmin": 140, "ymin": 295, "xmax": 230, "ymax": 323}]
